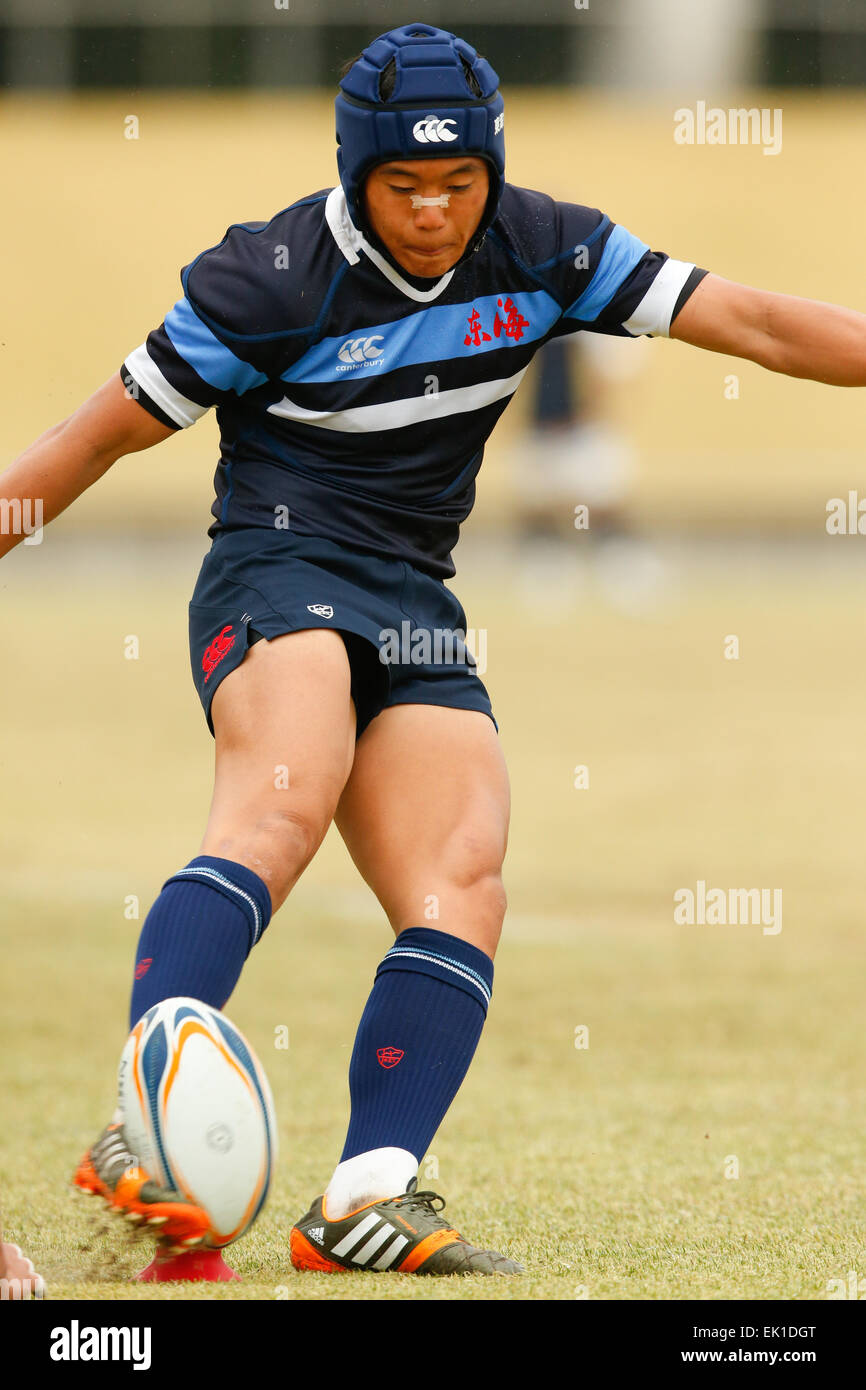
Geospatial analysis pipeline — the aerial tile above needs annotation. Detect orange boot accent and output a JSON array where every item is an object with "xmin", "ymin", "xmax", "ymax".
[
  {"xmin": 398, "ymin": 1228, "xmax": 461, "ymax": 1272},
  {"xmin": 72, "ymin": 1155, "xmax": 102, "ymax": 1194},
  {"xmin": 290, "ymin": 1228, "xmax": 348, "ymax": 1273}
]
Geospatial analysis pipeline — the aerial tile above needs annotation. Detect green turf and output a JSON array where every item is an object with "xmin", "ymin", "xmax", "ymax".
[{"xmin": 2, "ymin": 543, "xmax": 865, "ymax": 1300}]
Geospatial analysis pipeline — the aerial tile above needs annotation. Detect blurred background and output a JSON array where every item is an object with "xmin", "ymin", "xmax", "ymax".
[{"xmin": 3, "ymin": 1, "xmax": 866, "ymax": 1300}]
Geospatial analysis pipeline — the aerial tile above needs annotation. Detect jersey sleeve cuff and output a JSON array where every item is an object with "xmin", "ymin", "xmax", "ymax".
[
  {"xmin": 622, "ymin": 259, "xmax": 707, "ymax": 338},
  {"xmin": 670, "ymin": 266, "xmax": 709, "ymax": 327},
  {"xmin": 121, "ymin": 343, "xmax": 210, "ymax": 429},
  {"xmin": 118, "ymin": 367, "xmax": 180, "ymax": 431}
]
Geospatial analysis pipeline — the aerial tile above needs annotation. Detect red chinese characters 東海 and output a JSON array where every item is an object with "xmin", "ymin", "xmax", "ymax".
[
  {"xmin": 493, "ymin": 296, "xmax": 530, "ymax": 343},
  {"xmin": 463, "ymin": 307, "xmax": 492, "ymax": 348}
]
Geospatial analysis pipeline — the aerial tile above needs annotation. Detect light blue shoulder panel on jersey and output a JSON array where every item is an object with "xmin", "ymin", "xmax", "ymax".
[
  {"xmin": 163, "ymin": 299, "xmax": 270, "ymax": 394},
  {"xmin": 563, "ymin": 224, "xmax": 651, "ymax": 323}
]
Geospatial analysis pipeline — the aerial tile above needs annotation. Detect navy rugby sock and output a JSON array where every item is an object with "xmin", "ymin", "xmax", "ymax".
[
  {"xmin": 339, "ymin": 927, "xmax": 494, "ymax": 1168},
  {"xmin": 128, "ymin": 856, "xmax": 272, "ymax": 1027}
]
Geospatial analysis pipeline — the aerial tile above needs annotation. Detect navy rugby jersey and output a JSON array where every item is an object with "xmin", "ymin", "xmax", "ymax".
[{"xmin": 122, "ymin": 184, "xmax": 706, "ymax": 578}]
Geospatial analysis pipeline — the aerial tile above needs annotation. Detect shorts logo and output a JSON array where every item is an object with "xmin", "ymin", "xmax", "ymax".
[
  {"xmin": 202, "ymin": 624, "xmax": 236, "ymax": 682},
  {"xmin": 412, "ymin": 115, "xmax": 458, "ymax": 144},
  {"xmin": 337, "ymin": 336, "xmax": 384, "ymax": 366},
  {"xmin": 307, "ymin": 604, "xmax": 334, "ymax": 619},
  {"xmin": 134, "ymin": 958, "xmax": 153, "ymax": 980},
  {"xmin": 377, "ymin": 1047, "xmax": 404, "ymax": 1069}
]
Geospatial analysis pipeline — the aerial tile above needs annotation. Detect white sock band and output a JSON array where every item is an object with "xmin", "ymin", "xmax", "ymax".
[{"xmin": 324, "ymin": 1147, "xmax": 418, "ymax": 1219}]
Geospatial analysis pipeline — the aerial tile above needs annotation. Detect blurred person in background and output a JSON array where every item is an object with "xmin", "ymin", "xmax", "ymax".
[{"xmin": 511, "ymin": 334, "xmax": 666, "ymax": 609}]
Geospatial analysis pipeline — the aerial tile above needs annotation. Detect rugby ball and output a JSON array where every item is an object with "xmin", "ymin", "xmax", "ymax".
[{"xmin": 117, "ymin": 997, "xmax": 277, "ymax": 1248}]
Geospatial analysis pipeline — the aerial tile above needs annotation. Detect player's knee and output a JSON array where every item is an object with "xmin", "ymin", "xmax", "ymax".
[
  {"xmin": 445, "ymin": 824, "xmax": 506, "ymax": 892},
  {"xmin": 473, "ymin": 871, "xmax": 507, "ymax": 932},
  {"xmin": 448, "ymin": 871, "xmax": 506, "ymax": 957},
  {"xmin": 209, "ymin": 803, "xmax": 328, "ymax": 910},
  {"xmin": 256, "ymin": 804, "xmax": 325, "ymax": 882},
  {"xmin": 446, "ymin": 831, "xmax": 508, "ymax": 938}
]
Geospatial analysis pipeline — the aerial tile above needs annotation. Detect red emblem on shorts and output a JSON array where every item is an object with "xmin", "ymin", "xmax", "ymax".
[
  {"xmin": 134, "ymin": 958, "xmax": 153, "ymax": 980},
  {"xmin": 377, "ymin": 1046, "xmax": 404, "ymax": 1069},
  {"xmin": 202, "ymin": 625, "xmax": 236, "ymax": 682}
]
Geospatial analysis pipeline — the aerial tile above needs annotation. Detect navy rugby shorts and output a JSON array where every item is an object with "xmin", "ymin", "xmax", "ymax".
[{"xmin": 188, "ymin": 529, "xmax": 496, "ymax": 739}]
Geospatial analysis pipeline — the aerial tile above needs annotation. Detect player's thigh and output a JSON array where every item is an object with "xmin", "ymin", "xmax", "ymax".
[
  {"xmin": 334, "ymin": 704, "xmax": 510, "ymax": 953},
  {"xmin": 201, "ymin": 629, "xmax": 356, "ymax": 903}
]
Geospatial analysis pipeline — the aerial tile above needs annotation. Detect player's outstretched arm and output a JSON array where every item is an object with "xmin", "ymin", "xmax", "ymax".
[
  {"xmin": 0, "ymin": 374, "xmax": 175, "ymax": 560},
  {"xmin": 670, "ymin": 272, "xmax": 866, "ymax": 387}
]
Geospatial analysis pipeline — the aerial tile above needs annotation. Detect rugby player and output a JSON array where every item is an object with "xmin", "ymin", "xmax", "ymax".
[{"xmin": 3, "ymin": 22, "xmax": 866, "ymax": 1279}]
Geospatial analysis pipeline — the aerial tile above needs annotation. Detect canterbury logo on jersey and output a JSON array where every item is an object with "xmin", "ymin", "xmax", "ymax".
[
  {"xmin": 336, "ymin": 335, "xmax": 385, "ymax": 370},
  {"xmin": 329, "ymin": 1212, "xmax": 411, "ymax": 1269},
  {"xmin": 412, "ymin": 115, "xmax": 458, "ymax": 144}
]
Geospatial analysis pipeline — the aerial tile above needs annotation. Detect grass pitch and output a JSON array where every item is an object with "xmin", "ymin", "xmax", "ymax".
[{"xmin": 2, "ymin": 537, "xmax": 865, "ymax": 1301}]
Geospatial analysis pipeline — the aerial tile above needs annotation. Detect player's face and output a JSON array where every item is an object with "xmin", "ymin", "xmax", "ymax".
[{"xmin": 363, "ymin": 157, "xmax": 490, "ymax": 277}]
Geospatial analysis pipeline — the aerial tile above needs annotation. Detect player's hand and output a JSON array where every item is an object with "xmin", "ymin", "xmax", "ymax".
[{"xmin": 0, "ymin": 1241, "xmax": 45, "ymax": 1298}]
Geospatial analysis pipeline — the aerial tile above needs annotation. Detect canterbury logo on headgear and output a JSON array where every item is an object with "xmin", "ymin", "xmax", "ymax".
[{"xmin": 412, "ymin": 115, "xmax": 458, "ymax": 144}]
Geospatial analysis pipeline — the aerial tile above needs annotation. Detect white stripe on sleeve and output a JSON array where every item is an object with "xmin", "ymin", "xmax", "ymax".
[
  {"xmin": 621, "ymin": 258, "xmax": 696, "ymax": 338},
  {"xmin": 124, "ymin": 343, "xmax": 210, "ymax": 429}
]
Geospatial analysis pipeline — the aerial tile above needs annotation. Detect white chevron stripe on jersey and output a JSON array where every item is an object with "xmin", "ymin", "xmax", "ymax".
[
  {"xmin": 621, "ymin": 257, "xmax": 695, "ymax": 338},
  {"xmin": 372, "ymin": 1233, "xmax": 410, "ymax": 1270},
  {"xmin": 124, "ymin": 343, "xmax": 209, "ymax": 429},
  {"xmin": 267, "ymin": 367, "xmax": 529, "ymax": 434},
  {"xmin": 352, "ymin": 1222, "xmax": 398, "ymax": 1265},
  {"xmin": 330, "ymin": 1211, "xmax": 381, "ymax": 1257},
  {"xmin": 325, "ymin": 186, "xmax": 455, "ymax": 304}
]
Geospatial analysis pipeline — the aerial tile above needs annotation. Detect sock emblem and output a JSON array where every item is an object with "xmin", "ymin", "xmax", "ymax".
[
  {"xmin": 376, "ymin": 1047, "xmax": 404, "ymax": 1069},
  {"xmin": 134, "ymin": 958, "xmax": 153, "ymax": 980}
]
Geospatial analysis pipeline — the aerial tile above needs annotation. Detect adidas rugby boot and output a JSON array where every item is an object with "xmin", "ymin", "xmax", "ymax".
[
  {"xmin": 73, "ymin": 1120, "xmax": 210, "ymax": 1254},
  {"xmin": 290, "ymin": 1177, "xmax": 523, "ymax": 1275}
]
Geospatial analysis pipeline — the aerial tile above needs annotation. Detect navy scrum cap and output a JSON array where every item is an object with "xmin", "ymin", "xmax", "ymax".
[{"xmin": 336, "ymin": 22, "xmax": 505, "ymax": 243}]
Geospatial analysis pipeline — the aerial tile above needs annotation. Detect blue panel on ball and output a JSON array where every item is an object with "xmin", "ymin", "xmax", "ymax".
[
  {"xmin": 173, "ymin": 1004, "xmax": 206, "ymax": 1028},
  {"xmin": 141, "ymin": 1020, "xmax": 178, "ymax": 1189},
  {"xmin": 212, "ymin": 1015, "xmax": 273, "ymax": 1221}
]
